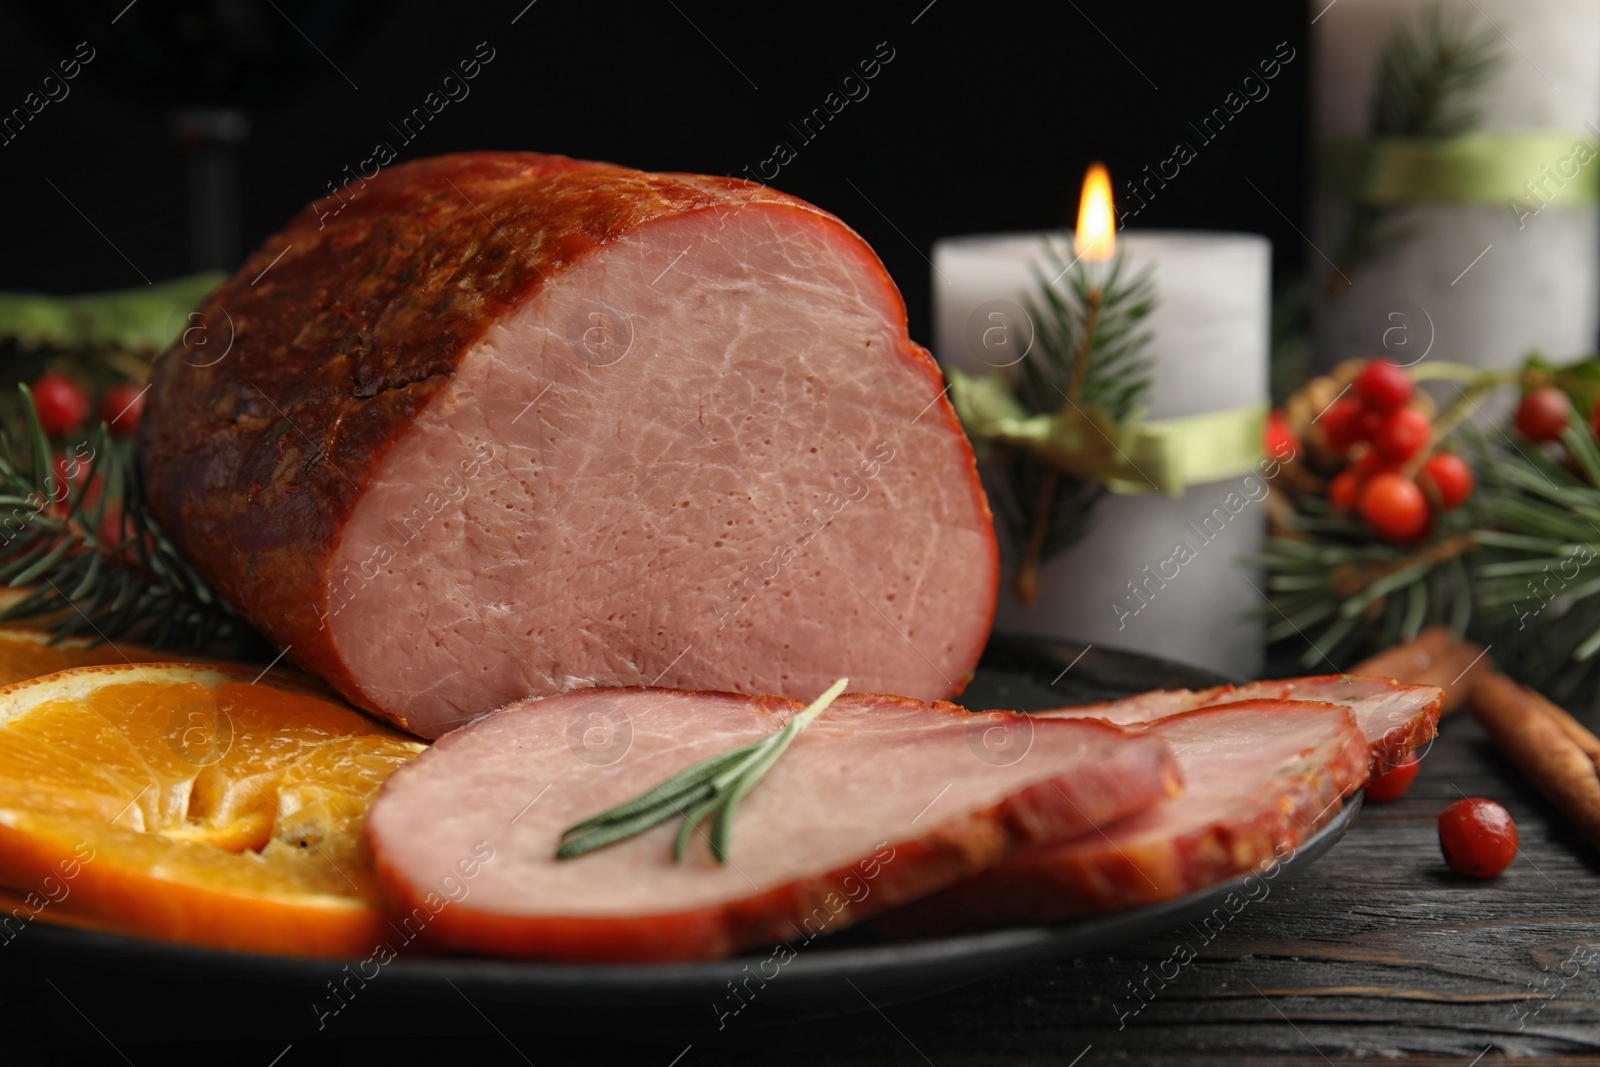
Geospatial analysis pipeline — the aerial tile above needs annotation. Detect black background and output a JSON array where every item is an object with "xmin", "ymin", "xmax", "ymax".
[{"xmin": 0, "ymin": 0, "xmax": 1308, "ymax": 348}]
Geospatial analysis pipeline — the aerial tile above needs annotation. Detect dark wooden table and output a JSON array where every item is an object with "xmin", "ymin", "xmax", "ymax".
[{"xmin": 7, "ymin": 682, "xmax": 1599, "ymax": 1065}]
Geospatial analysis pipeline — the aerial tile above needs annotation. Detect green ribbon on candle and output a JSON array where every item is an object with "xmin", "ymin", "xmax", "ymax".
[
  {"xmin": 1319, "ymin": 131, "xmax": 1600, "ymax": 207},
  {"xmin": 947, "ymin": 369, "xmax": 1267, "ymax": 496}
]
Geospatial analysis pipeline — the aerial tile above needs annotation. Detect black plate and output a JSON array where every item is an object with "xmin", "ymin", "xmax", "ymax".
[{"xmin": 5, "ymin": 634, "xmax": 1361, "ymax": 1035}]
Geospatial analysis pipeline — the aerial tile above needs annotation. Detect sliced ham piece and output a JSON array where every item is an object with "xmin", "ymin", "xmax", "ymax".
[
  {"xmin": 880, "ymin": 699, "xmax": 1369, "ymax": 935},
  {"xmin": 1035, "ymin": 675, "xmax": 1441, "ymax": 773},
  {"xmin": 138, "ymin": 153, "xmax": 998, "ymax": 738},
  {"xmin": 364, "ymin": 688, "xmax": 1179, "ymax": 961}
]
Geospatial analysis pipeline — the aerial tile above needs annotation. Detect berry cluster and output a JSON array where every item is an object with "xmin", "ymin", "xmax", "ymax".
[
  {"xmin": 28, "ymin": 372, "xmax": 145, "ymax": 440},
  {"xmin": 1314, "ymin": 360, "xmax": 1471, "ymax": 544}
]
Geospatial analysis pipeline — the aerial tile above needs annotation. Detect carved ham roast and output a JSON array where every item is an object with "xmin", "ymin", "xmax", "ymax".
[
  {"xmin": 1035, "ymin": 675, "xmax": 1442, "ymax": 773},
  {"xmin": 881, "ymin": 698, "xmax": 1373, "ymax": 935},
  {"xmin": 364, "ymin": 688, "xmax": 1180, "ymax": 961},
  {"xmin": 137, "ymin": 153, "xmax": 998, "ymax": 737}
]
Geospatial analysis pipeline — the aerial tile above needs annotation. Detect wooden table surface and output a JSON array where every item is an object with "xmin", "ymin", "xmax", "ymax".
[{"xmin": 8, "ymin": 677, "xmax": 1600, "ymax": 1065}]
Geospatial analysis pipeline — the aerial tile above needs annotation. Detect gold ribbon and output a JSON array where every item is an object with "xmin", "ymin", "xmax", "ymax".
[
  {"xmin": 1319, "ymin": 132, "xmax": 1600, "ymax": 206},
  {"xmin": 948, "ymin": 370, "xmax": 1267, "ymax": 496}
]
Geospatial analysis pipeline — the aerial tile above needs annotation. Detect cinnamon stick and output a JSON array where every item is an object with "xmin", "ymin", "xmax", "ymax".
[
  {"xmin": 1469, "ymin": 671, "xmax": 1600, "ymax": 855},
  {"xmin": 1351, "ymin": 627, "xmax": 1489, "ymax": 717},
  {"xmin": 1540, "ymin": 701, "xmax": 1600, "ymax": 770}
]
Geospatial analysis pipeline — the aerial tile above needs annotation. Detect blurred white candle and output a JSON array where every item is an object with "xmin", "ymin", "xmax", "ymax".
[
  {"xmin": 1313, "ymin": 0, "xmax": 1600, "ymax": 371},
  {"xmin": 932, "ymin": 229, "xmax": 1271, "ymax": 679}
]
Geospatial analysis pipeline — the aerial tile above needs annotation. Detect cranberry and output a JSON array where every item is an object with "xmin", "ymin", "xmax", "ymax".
[
  {"xmin": 1352, "ymin": 447, "xmax": 1399, "ymax": 481},
  {"xmin": 1365, "ymin": 753, "xmax": 1421, "ymax": 803},
  {"xmin": 1320, "ymin": 397, "xmax": 1366, "ymax": 452},
  {"xmin": 1438, "ymin": 797, "xmax": 1517, "ymax": 877},
  {"xmin": 1328, "ymin": 470, "xmax": 1361, "ymax": 512},
  {"xmin": 1419, "ymin": 454, "xmax": 1474, "ymax": 510},
  {"xmin": 1360, "ymin": 473, "xmax": 1430, "ymax": 543},
  {"xmin": 28, "ymin": 373, "xmax": 90, "ymax": 438},
  {"xmin": 100, "ymin": 384, "xmax": 147, "ymax": 437},
  {"xmin": 1353, "ymin": 359, "xmax": 1415, "ymax": 413},
  {"xmin": 1374, "ymin": 407, "xmax": 1432, "ymax": 462},
  {"xmin": 1263, "ymin": 410, "xmax": 1299, "ymax": 461},
  {"xmin": 1515, "ymin": 388, "xmax": 1573, "ymax": 442}
]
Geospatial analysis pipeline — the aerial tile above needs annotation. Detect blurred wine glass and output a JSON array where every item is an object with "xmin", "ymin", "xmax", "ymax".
[{"xmin": 18, "ymin": 0, "xmax": 380, "ymax": 271}]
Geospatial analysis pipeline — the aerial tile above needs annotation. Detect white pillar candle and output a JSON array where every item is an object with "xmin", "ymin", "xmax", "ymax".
[
  {"xmin": 932, "ymin": 232, "xmax": 1272, "ymax": 678},
  {"xmin": 1312, "ymin": 0, "xmax": 1600, "ymax": 371}
]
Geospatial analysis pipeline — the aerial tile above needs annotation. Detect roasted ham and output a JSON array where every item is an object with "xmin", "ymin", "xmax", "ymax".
[{"xmin": 138, "ymin": 153, "xmax": 998, "ymax": 738}]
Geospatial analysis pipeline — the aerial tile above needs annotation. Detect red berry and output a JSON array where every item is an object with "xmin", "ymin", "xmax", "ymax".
[
  {"xmin": 1357, "ymin": 408, "xmax": 1384, "ymax": 442},
  {"xmin": 1419, "ymin": 453, "xmax": 1474, "ymax": 510},
  {"xmin": 28, "ymin": 373, "xmax": 90, "ymax": 438},
  {"xmin": 1328, "ymin": 470, "xmax": 1361, "ymax": 511},
  {"xmin": 1374, "ymin": 407, "xmax": 1432, "ymax": 462},
  {"xmin": 1515, "ymin": 387, "xmax": 1573, "ymax": 442},
  {"xmin": 1591, "ymin": 402, "xmax": 1600, "ymax": 438},
  {"xmin": 1352, "ymin": 447, "xmax": 1399, "ymax": 481},
  {"xmin": 100, "ymin": 383, "xmax": 147, "ymax": 437},
  {"xmin": 1320, "ymin": 397, "xmax": 1366, "ymax": 452},
  {"xmin": 1353, "ymin": 360, "xmax": 1415, "ymax": 413},
  {"xmin": 1438, "ymin": 797, "xmax": 1517, "ymax": 877},
  {"xmin": 1360, "ymin": 473, "xmax": 1430, "ymax": 543},
  {"xmin": 1365, "ymin": 753, "xmax": 1421, "ymax": 803},
  {"xmin": 1263, "ymin": 410, "xmax": 1299, "ymax": 462}
]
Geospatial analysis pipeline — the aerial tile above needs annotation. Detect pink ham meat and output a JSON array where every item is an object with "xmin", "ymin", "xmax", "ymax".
[
  {"xmin": 138, "ymin": 153, "xmax": 998, "ymax": 738},
  {"xmin": 880, "ymin": 699, "xmax": 1369, "ymax": 935},
  {"xmin": 1036, "ymin": 675, "xmax": 1441, "ymax": 773},
  {"xmin": 364, "ymin": 688, "xmax": 1179, "ymax": 961}
]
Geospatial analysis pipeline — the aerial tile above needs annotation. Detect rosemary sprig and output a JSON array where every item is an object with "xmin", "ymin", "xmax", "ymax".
[
  {"xmin": 0, "ymin": 384, "xmax": 255, "ymax": 651},
  {"xmin": 555, "ymin": 678, "xmax": 849, "ymax": 864}
]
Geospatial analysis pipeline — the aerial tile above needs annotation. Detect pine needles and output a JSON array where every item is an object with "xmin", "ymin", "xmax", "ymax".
[
  {"xmin": 1262, "ymin": 416, "xmax": 1600, "ymax": 708},
  {"xmin": 990, "ymin": 241, "xmax": 1156, "ymax": 577},
  {"xmin": 0, "ymin": 385, "xmax": 253, "ymax": 652},
  {"xmin": 1325, "ymin": 1, "xmax": 1504, "ymax": 288},
  {"xmin": 1471, "ymin": 425, "xmax": 1600, "ymax": 704},
  {"xmin": 1371, "ymin": 4, "xmax": 1503, "ymax": 138}
]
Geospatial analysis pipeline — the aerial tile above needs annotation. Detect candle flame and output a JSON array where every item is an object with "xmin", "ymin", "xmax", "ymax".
[{"xmin": 1074, "ymin": 162, "xmax": 1116, "ymax": 262}]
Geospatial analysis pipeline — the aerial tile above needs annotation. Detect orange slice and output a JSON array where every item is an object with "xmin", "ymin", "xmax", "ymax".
[
  {"xmin": 0, "ymin": 663, "xmax": 424, "ymax": 956},
  {"xmin": 0, "ymin": 628, "xmax": 166, "ymax": 688}
]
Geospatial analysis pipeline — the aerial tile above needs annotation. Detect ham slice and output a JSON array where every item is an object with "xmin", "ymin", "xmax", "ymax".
[
  {"xmin": 1036, "ymin": 675, "xmax": 1441, "ymax": 773},
  {"xmin": 138, "ymin": 153, "xmax": 998, "ymax": 738},
  {"xmin": 364, "ymin": 688, "xmax": 1179, "ymax": 961},
  {"xmin": 880, "ymin": 699, "xmax": 1369, "ymax": 934}
]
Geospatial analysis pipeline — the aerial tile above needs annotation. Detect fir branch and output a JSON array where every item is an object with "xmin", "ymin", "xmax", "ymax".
[
  {"xmin": 1262, "ymin": 406, "xmax": 1600, "ymax": 706},
  {"xmin": 1372, "ymin": 4, "xmax": 1504, "ymax": 138},
  {"xmin": 0, "ymin": 385, "xmax": 256, "ymax": 653},
  {"xmin": 1324, "ymin": 2, "xmax": 1504, "ymax": 292},
  {"xmin": 1257, "ymin": 496, "xmax": 1475, "ymax": 669},
  {"xmin": 994, "ymin": 242, "xmax": 1156, "ymax": 583},
  {"xmin": 1469, "ymin": 428, "xmax": 1600, "ymax": 705}
]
